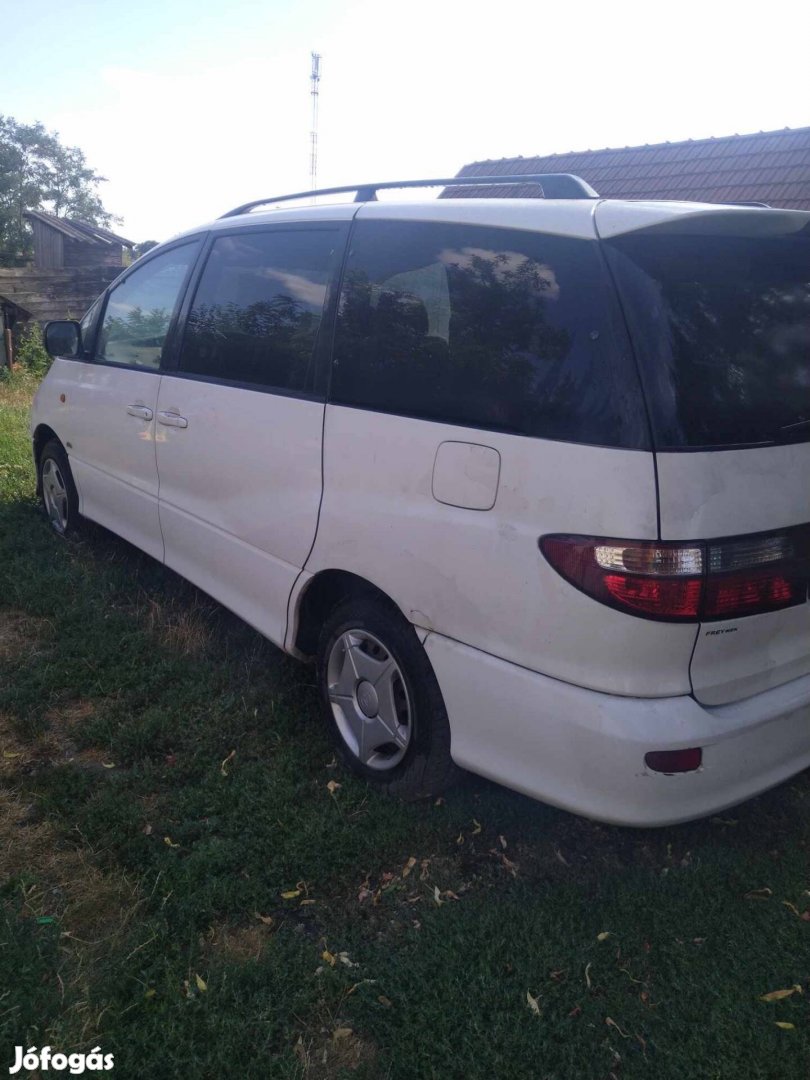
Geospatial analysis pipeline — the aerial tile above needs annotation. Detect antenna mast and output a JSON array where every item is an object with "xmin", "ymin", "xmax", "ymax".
[{"xmin": 309, "ymin": 52, "xmax": 322, "ymax": 192}]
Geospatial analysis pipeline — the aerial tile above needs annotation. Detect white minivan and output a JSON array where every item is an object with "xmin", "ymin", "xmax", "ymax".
[{"xmin": 32, "ymin": 174, "xmax": 810, "ymax": 826}]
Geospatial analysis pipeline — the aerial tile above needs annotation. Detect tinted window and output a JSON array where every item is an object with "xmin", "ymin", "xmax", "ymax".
[
  {"xmin": 331, "ymin": 220, "xmax": 647, "ymax": 448},
  {"xmin": 607, "ymin": 229, "xmax": 810, "ymax": 449},
  {"xmin": 178, "ymin": 228, "xmax": 339, "ymax": 392},
  {"xmin": 79, "ymin": 294, "xmax": 104, "ymax": 355},
  {"xmin": 97, "ymin": 243, "xmax": 200, "ymax": 369}
]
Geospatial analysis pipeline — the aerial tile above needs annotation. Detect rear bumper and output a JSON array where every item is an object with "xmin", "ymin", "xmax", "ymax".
[{"xmin": 424, "ymin": 632, "xmax": 810, "ymax": 826}]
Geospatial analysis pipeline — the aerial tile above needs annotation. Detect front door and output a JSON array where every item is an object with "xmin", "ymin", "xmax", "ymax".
[{"xmin": 64, "ymin": 240, "xmax": 202, "ymax": 560}]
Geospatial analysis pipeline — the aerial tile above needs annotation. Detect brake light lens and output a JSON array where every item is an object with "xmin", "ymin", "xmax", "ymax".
[
  {"xmin": 603, "ymin": 574, "xmax": 703, "ymax": 618},
  {"xmin": 540, "ymin": 528, "xmax": 809, "ymax": 623},
  {"xmin": 704, "ymin": 567, "xmax": 802, "ymax": 618}
]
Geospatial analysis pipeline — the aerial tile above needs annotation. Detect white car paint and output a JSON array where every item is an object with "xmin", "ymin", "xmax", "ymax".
[
  {"xmin": 154, "ymin": 376, "xmax": 325, "ymax": 648},
  {"xmin": 305, "ymin": 404, "xmax": 697, "ymax": 698},
  {"xmin": 425, "ymin": 631, "xmax": 810, "ymax": 827},
  {"xmin": 30, "ymin": 192, "xmax": 810, "ymax": 826},
  {"xmin": 34, "ymin": 358, "xmax": 164, "ymax": 561},
  {"xmin": 657, "ymin": 442, "xmax": 810, "ymax": 705}
]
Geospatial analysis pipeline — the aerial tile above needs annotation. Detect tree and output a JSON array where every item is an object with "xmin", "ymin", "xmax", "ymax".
[
  {"xmin": 0, "ymin": 116, "xmax": 117, "ymax": 266},
  {"xmin": 134, "ymin": 240, "xmax": 159, "ymax": 260}
]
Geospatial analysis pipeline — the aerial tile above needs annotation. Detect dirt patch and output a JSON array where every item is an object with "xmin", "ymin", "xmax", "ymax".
[
  {"xmin": 0, "ymin": 701, "xmax": 102, "ymax": 779},
  {"xmin": 143, "ymin": 596, "xmax": 214, "ymax": 657},
  {"xmin": 295, "ymin": 1028, "xmax": 378, "ymax": 1078},
  {"xmin": 0, "ymin": 788, "xmax": 141, "ymax": 942},
  {"xmin": 203, "ymin": 919, "xmax": 276, "ymax": 963},
  {"xmin": 0, "ymin": 609, "xmax": 52, "ymax": 663}
]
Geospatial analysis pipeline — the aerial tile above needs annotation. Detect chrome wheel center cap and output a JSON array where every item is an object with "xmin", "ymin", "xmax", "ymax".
[{"xmin": 356, "ymin": 680, "xmax": 379, "ymax": 718}]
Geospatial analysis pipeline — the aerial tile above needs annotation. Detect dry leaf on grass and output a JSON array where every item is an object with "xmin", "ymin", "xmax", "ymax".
[
  {"xmin": 606, "ymin": 1017, "xmax": 630, "ymax": 1038},
  {"xmin": 220, "ymin": 750, "xmax": 236, "ymax": 776},
  {"xmin": 526, "ymin": 990, "xmax": 541, "ymax": 1016},
  {"xmin": 760, "ymin": 985, "xmax": 802, "ymax": 1002}
]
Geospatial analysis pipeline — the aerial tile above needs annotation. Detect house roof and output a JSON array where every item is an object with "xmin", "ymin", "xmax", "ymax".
[
  {"xmin": 454, "ymin": 126, "xmax": 810, "ymax": 211},
  {"xmin": 23, "ymin": 210, "xmax": 134, "ymax": 247}
]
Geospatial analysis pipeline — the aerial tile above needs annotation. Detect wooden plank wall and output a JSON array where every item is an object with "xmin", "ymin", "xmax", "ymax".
[
  {"xmin": 64, "ymin": 237, "xmax": 125, "ymax": 270},
  {"xmin": 32, "ymin": 220, "xmax": 64, "ymax": 270},
  {"xmin": 0, "ymin": 266, "xmax": 122, "ymax": 324}
]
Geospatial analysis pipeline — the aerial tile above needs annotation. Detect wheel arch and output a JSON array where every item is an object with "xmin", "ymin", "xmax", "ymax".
[
  {"xmin": 32, "ymin": 424, "xmax": 63, "ymax": 496},
  {"xmin": 289, "ymin": 569, "xmax": 419, "ymax": 660}
]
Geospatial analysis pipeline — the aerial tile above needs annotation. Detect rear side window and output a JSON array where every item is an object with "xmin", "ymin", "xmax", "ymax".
[
  {"xmin": 331, "ymin": 219, "xmax": 648, "ymax": 448},
  {"xmin": 606, "ymin": 228, "xmax": 810, "ymax": 449},
  {"xmin": 178, "ymin": 228, "xmax": 340, "ymax": 393},
  {"xmin": 97, "ymin": 242, "xmax": 200, "ymax": 369}
]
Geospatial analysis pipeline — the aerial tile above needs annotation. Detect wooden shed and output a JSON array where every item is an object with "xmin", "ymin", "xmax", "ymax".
[{"xmin": 23, "ymin": 210, "xmax": 134, "ymax": 271}]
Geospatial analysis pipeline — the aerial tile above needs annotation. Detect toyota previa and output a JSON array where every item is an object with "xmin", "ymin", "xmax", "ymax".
[{"xmin": 32, "ymin": 174, "xmax": 810, "ymax": 825}]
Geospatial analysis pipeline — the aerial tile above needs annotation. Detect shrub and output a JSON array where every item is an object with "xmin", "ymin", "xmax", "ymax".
[{"xmin": 13, "ymin": 323, "xmax": 50, "ymax": 377}]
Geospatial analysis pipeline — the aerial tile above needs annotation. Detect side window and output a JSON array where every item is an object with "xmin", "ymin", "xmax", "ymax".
[
  {"xmin": 332, "ymin": 220, "xmax": 648, "ymax": 449},
  {"xmin": 178, "ymin": 228, "xmax": 339, "ymax": 393},
  {"xmin": 96, "ymin": 242, "xmax": 201, "ymax": 369}
]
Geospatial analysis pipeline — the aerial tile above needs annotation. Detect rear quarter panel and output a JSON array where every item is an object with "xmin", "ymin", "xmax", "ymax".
[{"xmin": 307, "ymin": 406, "xmax": 698, "ymax": 697}]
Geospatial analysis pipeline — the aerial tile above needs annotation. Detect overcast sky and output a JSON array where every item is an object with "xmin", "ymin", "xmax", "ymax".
[{"xmin": 3, "ymin": 0, "xmax": 808, "ymax": 242}]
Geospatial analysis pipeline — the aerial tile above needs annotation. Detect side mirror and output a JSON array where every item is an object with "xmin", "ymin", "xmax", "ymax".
[{"xmin": 44, "ymin": 320, "xmax": 83, "ymax": 360}]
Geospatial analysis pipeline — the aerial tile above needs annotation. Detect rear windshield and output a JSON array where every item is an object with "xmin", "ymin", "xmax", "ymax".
[{"xmin": 606, "ymin": 227, "xmax": 810, "ymax": 449}]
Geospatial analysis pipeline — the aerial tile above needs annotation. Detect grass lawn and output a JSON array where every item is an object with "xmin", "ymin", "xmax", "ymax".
[{"xmin": 2, "ymin": 369, "xmax": 810, "ymax": 1079}]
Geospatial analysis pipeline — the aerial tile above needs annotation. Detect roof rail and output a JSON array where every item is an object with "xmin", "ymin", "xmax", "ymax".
[{"xmin": 219, "ymin": 174, "xmax": 599, "ymax": 218}]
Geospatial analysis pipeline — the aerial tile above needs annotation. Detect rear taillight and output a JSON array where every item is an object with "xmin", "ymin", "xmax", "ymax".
[{"xmin": 540, "ymin": 528, "xmax": 809, "ymax": 622}]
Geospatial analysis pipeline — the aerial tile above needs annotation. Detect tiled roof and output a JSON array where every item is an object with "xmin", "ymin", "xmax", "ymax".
[
  {"xmin": 454, "ymin": 127, "xmax": 810, "ymax": 210},
  {"xmin": 23, "ymin": 210, "xmax": 134, "ymax": 247}
]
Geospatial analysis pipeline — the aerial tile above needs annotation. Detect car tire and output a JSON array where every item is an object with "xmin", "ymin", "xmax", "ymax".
[
  {"xmin": 39, "ymin": 439, "xmax": 80, "ymax": 537},
  {"xmin": 316, "ymin": 594, "xmax": 459, "ymax": 799}
]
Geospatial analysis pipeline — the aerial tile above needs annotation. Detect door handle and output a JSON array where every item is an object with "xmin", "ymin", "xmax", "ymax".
[
  {"xmin": 157, "ymin": 411, "xmax": 188, "ymax": 429},
  {"xmin": 126, "ymin": 404, "xmax": 153, "ymax": 420}
]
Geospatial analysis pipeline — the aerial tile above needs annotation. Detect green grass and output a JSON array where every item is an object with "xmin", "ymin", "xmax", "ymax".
[{"xmin": 2, "ymin": 369, "xmax": 810, "ymax": 1078}]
